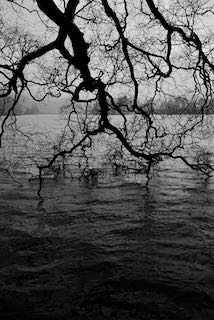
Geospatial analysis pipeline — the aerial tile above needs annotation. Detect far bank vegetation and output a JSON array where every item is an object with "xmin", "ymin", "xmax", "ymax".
[{"xmin": 91, "ymin": 95, "xmax": 214, "ymax": 115}]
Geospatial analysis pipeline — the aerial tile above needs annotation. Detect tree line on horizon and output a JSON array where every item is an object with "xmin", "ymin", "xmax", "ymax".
[
  {"xmin": 0, "ymin": 96, "xmax": 40, "ymax": 116},
  {"xmin": 91, "ymin": 95, "xmax": 214, "ymax": 115},
  {"xmin": 1, "ymin": 94, "xmax": 214, "ymax": 116}
]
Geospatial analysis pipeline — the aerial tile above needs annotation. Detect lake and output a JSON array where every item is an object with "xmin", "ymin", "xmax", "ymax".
[{"xmin": 0, "ymin": 114, "xmax": 214, "ymax": 319}]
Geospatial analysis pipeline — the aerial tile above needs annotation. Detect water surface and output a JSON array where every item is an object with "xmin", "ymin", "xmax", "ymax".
[{"xmin": 0, "ymin": 115, "xmax": 214, "ymax": 319}]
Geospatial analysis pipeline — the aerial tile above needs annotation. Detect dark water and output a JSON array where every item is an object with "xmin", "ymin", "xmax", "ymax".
[{"xmin": 0, "ymin": 165, "xmax": 214, "ymax": 319}]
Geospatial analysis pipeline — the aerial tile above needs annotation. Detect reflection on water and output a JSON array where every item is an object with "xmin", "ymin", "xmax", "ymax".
[{"xmin": 0, "ymin": 163, "xmax": 214, "ymax": 319}]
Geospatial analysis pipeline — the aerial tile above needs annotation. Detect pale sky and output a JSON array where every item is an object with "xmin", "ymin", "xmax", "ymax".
[{"xmin": 1, "ymin": 0, "xmax": 214, "ymax": 104}]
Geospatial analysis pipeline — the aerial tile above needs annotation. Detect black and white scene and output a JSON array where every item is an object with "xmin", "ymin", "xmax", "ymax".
[{"xmin": 1, "ymin": 0, "xmax": 214, "ymax": 319}]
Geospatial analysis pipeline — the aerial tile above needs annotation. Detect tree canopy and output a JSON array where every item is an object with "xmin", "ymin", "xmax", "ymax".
[{"xmin": 1, "ymin": 0, "xmax": 214, "ymax": 193}]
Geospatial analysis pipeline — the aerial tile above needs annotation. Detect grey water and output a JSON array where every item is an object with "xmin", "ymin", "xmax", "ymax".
[{"xmin": 0, "ymin": 115, "xmax": 214, "ymax": 319}]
